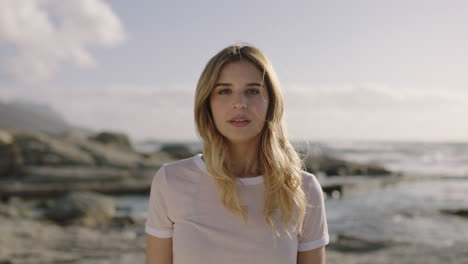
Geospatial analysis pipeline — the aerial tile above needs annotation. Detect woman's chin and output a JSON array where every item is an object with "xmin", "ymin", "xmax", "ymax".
[{"xmin": 224, "ymin": 134, "xmax": 261, "ymax": 145}]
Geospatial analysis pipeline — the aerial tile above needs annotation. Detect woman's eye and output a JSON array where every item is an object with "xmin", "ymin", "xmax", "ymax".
[
  {"xmin": 218, "ymin": 89, "xmax": 231, "ymax": 94},
  {"xmin": 247, "ymin": 89, "xmax": 260, "ymax": 94}
]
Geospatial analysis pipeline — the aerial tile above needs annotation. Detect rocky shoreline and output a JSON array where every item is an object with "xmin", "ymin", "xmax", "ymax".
[
  {"xmin": 0, "ymin": 128, "xmax": 392, "ymax": 200},
  {"xmin": 3, "ymin": 128, "xmax": 463, "ymax": 263}
]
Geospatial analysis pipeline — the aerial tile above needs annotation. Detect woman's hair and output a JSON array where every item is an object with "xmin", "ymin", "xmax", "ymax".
[{"xmin": 194, "ymin": 44, "xmax": 307, "ymax": 238}]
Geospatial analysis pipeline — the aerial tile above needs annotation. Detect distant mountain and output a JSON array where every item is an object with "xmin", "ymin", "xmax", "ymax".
[{"xmin": 0, "ymin": 99, "xmax": 94, "ymax": 136}]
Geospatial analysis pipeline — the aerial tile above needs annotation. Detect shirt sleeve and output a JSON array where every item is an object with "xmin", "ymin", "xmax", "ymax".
[
  {"xmin": 145, "ymin": 165, "xmax": 174, "ymax": 238},
  {"xmin": 297, "ymin": 172, "xmax": 330, "ymax": 252}
]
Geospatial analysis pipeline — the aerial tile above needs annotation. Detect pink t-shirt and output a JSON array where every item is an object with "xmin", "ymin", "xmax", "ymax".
[{"xmin": 145, "ymin": 154, "xmax": 329, "ymax": 263}]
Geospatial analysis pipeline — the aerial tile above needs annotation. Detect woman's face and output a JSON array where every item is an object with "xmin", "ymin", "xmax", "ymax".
[{"xmin": 209, "ymin": 60, "xmax": 269, "ymax": 144}]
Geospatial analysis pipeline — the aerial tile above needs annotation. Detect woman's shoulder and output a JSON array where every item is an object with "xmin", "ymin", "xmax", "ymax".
[
  {"xmin": 163, "ymin": 157, "xmax": 194, "ymax": 168},
  {"xmin": 162, "ymin": 155, "xmax": 198, "ymax": 170},
  {"xmin": 299, "ymin": 170, "xmax": 324, "ymax": 196},
  {"xmin": 300, "ymin": 170, "xmax": 319, "ymax": 183},
  {"xmin": 152, "ymin": 155, "xmax": 201, "ymax": 189},
  {"xmin": 156, "ymin": 154, "xmax": 203, "ymax": 180}
]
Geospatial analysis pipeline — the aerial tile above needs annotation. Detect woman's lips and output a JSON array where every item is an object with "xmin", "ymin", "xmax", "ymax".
[{"xmin": 228, "ymin": 120, "xmax": 251, "ymax": 127}]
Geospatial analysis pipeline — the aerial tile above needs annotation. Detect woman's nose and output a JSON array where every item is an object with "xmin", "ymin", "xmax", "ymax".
[{"xmin": 233, "ymin": 93, "xmax": 248, "ymax": 109}]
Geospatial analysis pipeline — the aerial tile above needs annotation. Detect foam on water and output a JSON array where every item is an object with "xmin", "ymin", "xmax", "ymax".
[{"xmin": 295, "ymin": 141, "xmax": 468, "ymax": 177}]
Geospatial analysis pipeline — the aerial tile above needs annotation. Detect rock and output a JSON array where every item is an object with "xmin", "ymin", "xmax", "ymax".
[
  {"xmin": 2, "ymin": 128, "xmax": 95, "ymax": 168},
  {"xmin": 160, "ymin": 144, "xmax": 196, "ymax": 159},
  {"xmin": 0, "ymin": 129, "xmax": 22, "ymax": 177},
  {"xmin": 88, "ymin": 131, "xmax": 135, "ymax": 152},
  {"xmin": 392, "ymin": 208, "xmax": 435, "ymax": 219},
  {"xmin": 0, "ymin": 130, "xmax": 13, "ymax": 145},
  {"xmin": 328, "ymin": 234, "xmax": 396, "ymax": 252},
  {"xmin": 138, "ymin": 151, "xmax": 173, "ymax": 167},
  {"xmin": 111, "ymin": 215, "xmax": 136, "ymax": 227},
  {"xmin": 0, "ymin": 198, "xmax": 46, "ymax": 219},
  {"xmin": 0, "ymin": 203, "xmax": 19, "ymax": 218},
  {"xmin": 2, "ymin": 128, "xmax": 166, "ymax": 170},
  {"xmin": 61, "ymin": 132, "xmax": 148, "ymax": 168},
  {"xmin": 303, "ymin": 154, "xmax": 391, "ymax": 176},
  {"xmin": 440, "ymin": 208, "xmax": 468, "ymax": 218},
  {"xmin": 63, "ymin": 130, "xmax": 170, "ymax": 168},
  {"xmin": 1, "ymin": 128, "xmax": 177, "ymax": 180},
  {"xmin": 45, "ymin": 191, "xmax": 116, "ymax": 227},
  {"xmin": 0, "ymin": 214, "xmax": 144, "ymax": 264},
  {"xmin": 0, "ymin": 168, "xmax": 156, "ymax": 199},
  {"xmin": 20, "ymin": 166, "xmax": 132, "ymax": 183}
]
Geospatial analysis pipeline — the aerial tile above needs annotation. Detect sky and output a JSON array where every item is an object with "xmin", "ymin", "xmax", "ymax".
[{"xmin": 1, "ymin": 0, "xmax": 468, "ymax": 142}]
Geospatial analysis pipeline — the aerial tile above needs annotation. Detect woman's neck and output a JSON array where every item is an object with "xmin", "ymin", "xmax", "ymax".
[{"xmin": 227, "ymin": 140, "xmax": 262, "ymax": 178}]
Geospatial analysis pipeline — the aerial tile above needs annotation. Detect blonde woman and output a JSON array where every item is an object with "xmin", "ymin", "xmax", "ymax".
[{"xmin": 146, "ymin": 44, "xmax": 329, "ymax": 264}]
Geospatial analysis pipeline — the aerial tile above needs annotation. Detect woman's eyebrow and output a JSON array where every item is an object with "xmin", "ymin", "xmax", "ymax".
[
  {"xmin": 213, "ymin": 83, "xmax": 232, "ymax": 88},
  {"xmin": 246, "ymin": 82, "xmax": 264, "ymax": 87},
  {"xmin": 213, "ymin": 82, "xmax": 264, "ymax": 88},
  {"xmin": 213, "ymin": 83, "xmax": 263, "ymax": 89}
]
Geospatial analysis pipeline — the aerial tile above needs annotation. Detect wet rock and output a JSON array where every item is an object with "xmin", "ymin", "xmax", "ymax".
[
  {"xmin": 328, "ymin": 234, "xmax": 396, "ymax": 253},
  {"xmin": 391, "ymin": 208, "xmax": 435, "ymax": 220},
  {"xmin": 45, "ymin": 191, "xmax": 116, "ymax": 227},
  {"xmin": 440, "ymin": 208, "xmax": 468, "ymax": 218},
  {"xmin": 111, "ymin": 215, "xmax": 137, "ymax": 227},
  {"xmin": 303, "ymin": 154, "xmax": 391, "ymax": 176}
]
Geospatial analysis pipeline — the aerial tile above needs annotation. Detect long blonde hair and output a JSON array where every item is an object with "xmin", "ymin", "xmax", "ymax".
[{"xmin": 194, "ymin": 44, "xmax": 307, "ymax": 238}]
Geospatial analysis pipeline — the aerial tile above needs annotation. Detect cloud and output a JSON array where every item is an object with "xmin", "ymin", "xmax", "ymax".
[
  {"xmin": 283, "ymin": 83, "xmax": 468, "ymax": 113},
  {"xmin": 282, "ymin": 83, "xmax": 468, "ymax": 141},
  {"xmin": 0, "ymin": 0, "xmax": 125, "ymax": 82}
]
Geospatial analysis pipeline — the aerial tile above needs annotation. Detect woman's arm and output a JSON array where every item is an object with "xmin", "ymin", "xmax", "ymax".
[
  {"xmin": 297, "ymin": 246, "xmax": 325, "ymax": 264},
  {"xmin": 146, "ymin": 235, "xmax": 173, "ymax": 264}
]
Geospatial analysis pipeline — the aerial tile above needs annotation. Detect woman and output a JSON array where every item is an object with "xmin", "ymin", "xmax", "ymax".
[{"xmin": 146, "ymin": 44, "xmax": 329, "ymax": 264}]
